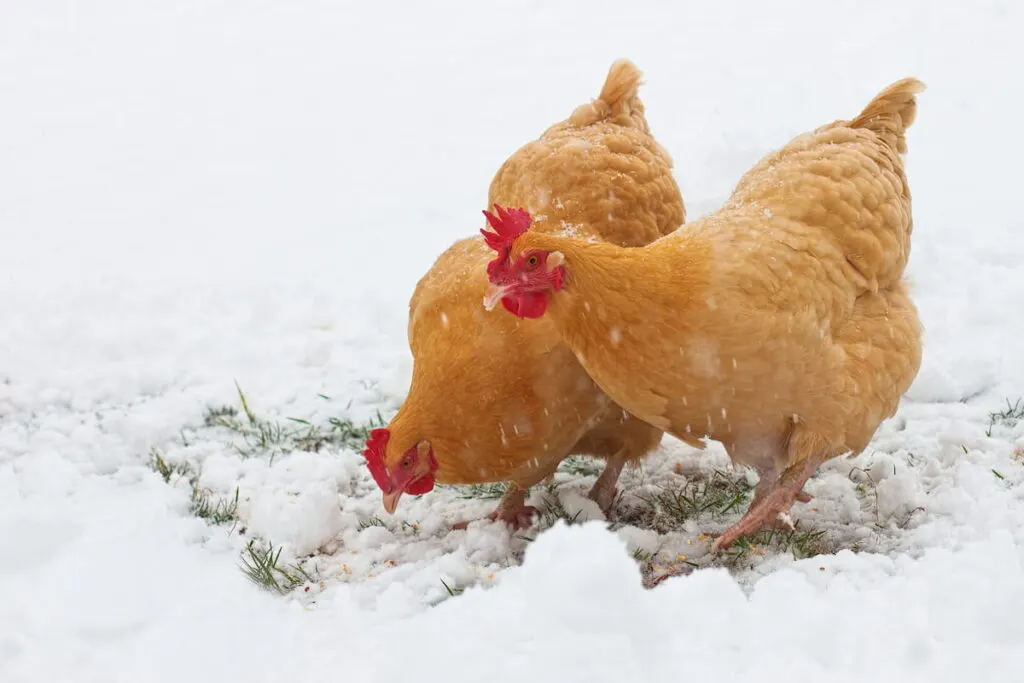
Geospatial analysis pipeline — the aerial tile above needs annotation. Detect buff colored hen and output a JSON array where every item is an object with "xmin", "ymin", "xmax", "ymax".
[
  {"xmin": 362, "ymin": 60, "xmax": 683, "ymax": 528},
  {"xmin": 482, "ymin": 78, "xmax": 925, "ymax": 548}
]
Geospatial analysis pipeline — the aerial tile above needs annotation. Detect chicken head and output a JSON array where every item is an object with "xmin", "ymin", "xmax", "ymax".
[
  {"xmin": 363, "ymin": 428, "xmax": 439, "ymax": 513},
  {"xmin": 481, "ymin": 206, "xmax": 565, "ymax": 318}
]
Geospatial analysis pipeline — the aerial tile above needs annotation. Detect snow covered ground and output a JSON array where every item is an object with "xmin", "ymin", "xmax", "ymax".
[{"xmin": 3, "ymin": 0, "xmax": 1024, "ymax": 681}]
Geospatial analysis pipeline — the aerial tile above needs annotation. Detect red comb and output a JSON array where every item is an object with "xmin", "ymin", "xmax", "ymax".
[
  {"xmin": 480, "ymin": 205, "xmax": 532, "ymax": 254},
  {"xmin": 362, "ymin": 428, "xmax": 393, "ymax": 492}
]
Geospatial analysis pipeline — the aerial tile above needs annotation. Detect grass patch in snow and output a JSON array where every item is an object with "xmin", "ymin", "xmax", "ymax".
[
  {"xmin": 986, "ymin": 397, "xmax": 1024, "ymax": 437},
  {"xmin": 240, "ymin": 539, "xmax": 316, "ymax": 594},
  {"xmin": 630, "ymin": 469, "xmax": 754, "ymax": 531},
  {"xmin": 150, "ymin": 385, "xmax": 391, "ymax": 595},
  {"xmin": 514, "ymin": 486, "xmax": 587, "ymax": 543},
  {"xmin": 148, "ymin": 449, "xmax": 240, "ymax": 525},
  {"xmin": 558, "ymin": 455, "xmax": 604, "ymax": 477},
  {"xmin": 149, "ymin": 449, "xmax": 193, "ymax": 483},
  {"xmin": 154, "ymin": 384, "xmax": 951, "ymax": 596},
  {"xmin": 358, "ymin": 516, "xmax": 387, "ymax": 530},
  {"xmin": 191, "ymin": 487, "xmax": 239, "ymax": 525},
  {"xmin": 202, "ymin": 381, "xmax": 385, "ymax": 459},
  {"xmin": 719, "ymin": 527, "xmax": 832, "ymax": 567},
  {"xmin": 440, "ymin": 482, "xmax": 508, "ymax": 500},
  {"xmin": 844, "ymin": 464, "xmax": 925, "ymax": 533},
  {"xmin": 437, "ymin": 455, "xmax": 611, "ymax": 501},
  {"xmin": 203, "ymin": 404, "xmax": 241, "ymax": 428},
  {"xmin": 537, "ymin": 490, "xmax": 585, "ymax": 527}
]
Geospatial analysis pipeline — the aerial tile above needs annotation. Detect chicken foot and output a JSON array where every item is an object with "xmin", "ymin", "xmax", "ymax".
[
  {"xmin": 712, "ymin": 454, "xmax": 823, "ymax": 552},
  {"xmin": 452, "ymin": 456, "xmax": 563, "ymax": 531},
  {"xmin": 484, "ymin": 483, "xmax": 539, "ymax": 529},
  {"xmin": 452, "ymin": 483, "xmax": 538, "ymax": 531}
]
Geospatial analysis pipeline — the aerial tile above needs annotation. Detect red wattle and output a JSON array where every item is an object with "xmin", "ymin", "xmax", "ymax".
[
  {"xmin": 406, "ymin": 475, "xmax": 436, "ymax": 495},
  {"xmin": 502, "ymin": 292, "xmax": 548, "ymax": 319}
]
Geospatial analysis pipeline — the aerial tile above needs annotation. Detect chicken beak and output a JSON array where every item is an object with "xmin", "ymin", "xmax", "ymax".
[
  {"xmin": 382, "ymin": 489, "xmax": 403, "ymax": 514},
  {"xmin": 483, "ymin": 283, "xmax": 510, "ymax": 311}
]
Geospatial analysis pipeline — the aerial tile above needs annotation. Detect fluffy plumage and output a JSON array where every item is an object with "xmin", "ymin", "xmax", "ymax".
[
  {"xmin": 485, "ymin": 78, "xmax": 926, "ymax": 546},
  {"xmin": 369, "ymin": 59, "xmax": 684, "ymax": 524}
]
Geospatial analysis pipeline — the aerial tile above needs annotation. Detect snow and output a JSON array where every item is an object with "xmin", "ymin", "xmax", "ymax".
[{"xmin": 2, "ymin": 0, "xmax": 1024, "ymax": 681}]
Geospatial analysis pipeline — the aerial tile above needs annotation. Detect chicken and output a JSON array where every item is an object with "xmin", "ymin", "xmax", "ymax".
[
  {"xmin": 481, "ymin": 78, "xmax": 925, "ymax": 549},
  {"xmin": 363, "ymin": 59, "xmax": 684, "ymax": 528}
]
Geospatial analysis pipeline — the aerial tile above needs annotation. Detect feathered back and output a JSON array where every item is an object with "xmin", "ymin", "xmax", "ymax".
[
  {"xmin": 720, "ymin": 77, "xmax": 925, "ymax": 297},
  {"xmin": 487, "ymin": 58, "xmax": 684, "ymax": 248}
]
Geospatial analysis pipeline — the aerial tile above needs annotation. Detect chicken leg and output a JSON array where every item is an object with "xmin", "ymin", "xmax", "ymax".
[
  {"xmin": 712, "ymin": 454, "xmax": 823, "ymax": 552},
  {"xmin": 586, "ymin": 446, "xmax": 629, "ymax": 516},
  {"xmin": 750, "ymin": 466, "xmax": 814, "ymax": 508},
  {"xmin": 454, "ymin": 442, "xmax": 635, "ymax": 529},
  {"xmin": 452, "ymin": 457, "xmax": 563, "ymax": 531}
]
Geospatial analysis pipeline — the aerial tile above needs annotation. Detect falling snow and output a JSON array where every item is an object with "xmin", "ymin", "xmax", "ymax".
[{"xmin": 2, "ymin": 2, "xmax": 1024, "ymax": 682}]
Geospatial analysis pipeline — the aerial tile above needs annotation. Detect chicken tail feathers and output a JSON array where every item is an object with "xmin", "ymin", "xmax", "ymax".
[
  {"xmin": 597, "ymin": 59, "xmax": 644, "ymax": 117},
  {"xmin": 568, "ymin": 58, "xmax": 648, "ymax": 131},
  {"xmin": 849, "ymin": 77, "xmax": 926, "ymax": 154}
]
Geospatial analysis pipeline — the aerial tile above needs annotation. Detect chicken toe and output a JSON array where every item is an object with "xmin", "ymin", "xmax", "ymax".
[
  {"xmin": 453, "ymin": 483, "xmax": 538, "ymax": 531},
  {"xmin": 487, "ymin": 503, "xmax": 539, "ymax": 530}
]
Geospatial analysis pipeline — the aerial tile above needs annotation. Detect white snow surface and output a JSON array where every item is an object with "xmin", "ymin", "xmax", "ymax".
[{"xmin": 3, "ymin": 1, "xmax": 1024, "ymax": 681}]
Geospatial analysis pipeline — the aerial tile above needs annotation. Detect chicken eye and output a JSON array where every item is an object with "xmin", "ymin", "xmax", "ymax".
[
  {"xmin": 400, "ymin": 457, "xmax": 413, "ymax": 469},
  {"xmin": 526, "ymin": 255, "xmax": 539, "ymax": 268}
]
